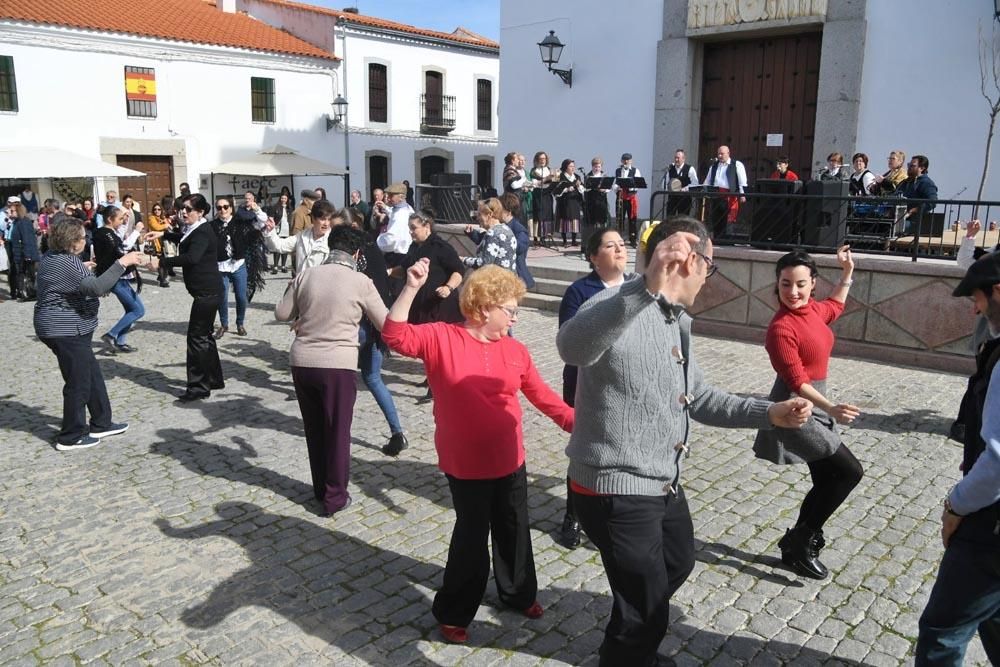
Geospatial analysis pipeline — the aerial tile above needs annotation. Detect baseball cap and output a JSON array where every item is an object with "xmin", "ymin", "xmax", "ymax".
[{"xmin": 953, "ymin": 251, "xmax": 1000, "ymax": 297}]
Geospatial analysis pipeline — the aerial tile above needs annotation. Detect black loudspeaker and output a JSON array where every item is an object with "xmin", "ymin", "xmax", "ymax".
[
  {"xmin": 801, "ymin": 180, "xmax": 849, "ymax": 247},
  {"xmin": 751, "ymin": 179, "xmax": 801, "ymax": 245}
]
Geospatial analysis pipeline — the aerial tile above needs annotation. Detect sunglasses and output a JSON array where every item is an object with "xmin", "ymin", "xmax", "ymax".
[
  {"xmin": 182, "ymin": 205, "xmax": 195, "ymax": 212},
  {"xmin": 216, "ymin": 204, "xmax": 231, "ymax": 210}
]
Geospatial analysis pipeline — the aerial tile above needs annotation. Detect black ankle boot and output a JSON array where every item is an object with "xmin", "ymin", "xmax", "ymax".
[
  {"xmin": 559, "ymin": 513, "xmax": 582, "ymax": 549},
  {"xmin": 779, "ymin": 525, "xmax": 828, "ymax": 580}
]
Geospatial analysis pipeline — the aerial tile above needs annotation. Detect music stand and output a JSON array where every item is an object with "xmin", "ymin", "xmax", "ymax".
[{"xmin": 586, "ymin": 176, "xmax": 615, "ymax": 190}]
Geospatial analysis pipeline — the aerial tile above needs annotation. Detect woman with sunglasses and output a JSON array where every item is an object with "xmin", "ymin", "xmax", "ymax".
[
  {"xmin": 144, "ymin": 194, "xmax": 224, "ymax": 401},
  {"xmin": 753, "ymin": 245, "xmax": 863, "ymax": 579},
  {"xmin": 147, "ymin": 203, "xmax": 171, "ymax": 287},
  {"xmin": 382, "ymin": 262, "xmax": 573, "ymax": 645}
]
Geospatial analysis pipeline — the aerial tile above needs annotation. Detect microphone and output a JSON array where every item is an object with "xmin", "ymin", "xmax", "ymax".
[{"xmin": 951, "ymin": 186, "xmax": 968, "ymax": 198}]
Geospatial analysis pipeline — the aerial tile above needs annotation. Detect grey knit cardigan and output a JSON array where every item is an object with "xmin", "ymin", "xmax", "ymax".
[{"xmin": 557, "ymin": 276, "xmax": 773, "ymax": 496}]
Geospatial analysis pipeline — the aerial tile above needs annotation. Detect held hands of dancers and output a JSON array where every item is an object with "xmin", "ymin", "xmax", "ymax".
[
  {"xmin": 118, "ymin": 250, "xmax": 147, "ymax": 268},
  {"xmin": 405, "ymin": 257, "xmax": 431, "ymax": 289},
  {"xmin": 767, "ymin": 397, "xmax": 813, "ymax": 429}
]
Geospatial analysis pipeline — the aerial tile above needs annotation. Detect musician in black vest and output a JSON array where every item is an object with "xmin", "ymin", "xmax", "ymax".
[
  {"xmin": 917, "ymin": 251, "xmax": 1000, "ymax": 663},
  {"xmin": 145, "ymin": 194, "xmax": 224, "ymax": 402},
  {"xmin": 706, "ymin": 145, "xmax": 748, "ymax": 239},
  {"xmin": 614, "ymin": 153, "xmax": 642, "ymax": 246},
  {"xmin": 664, "ymin": 149, "xmax": 699, "ymax": 216}
]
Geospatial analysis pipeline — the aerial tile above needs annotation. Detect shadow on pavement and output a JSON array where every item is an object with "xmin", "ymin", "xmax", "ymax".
[
  {"xmin": 0, "ymin": 394, "xmax": 59, "ymax": 441},
  {"xmin": 854, "ymin": 407, "xmax": 955, "ymax": 436},
  {"xmin": 695, "ymin": 539, "xmax": 803, "ymax": 588},
  {"xmin": 156, "ymin": 501, "xmax": 858, "ymax": 665}
]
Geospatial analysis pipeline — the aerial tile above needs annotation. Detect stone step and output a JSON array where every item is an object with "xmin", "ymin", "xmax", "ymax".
[
  {"xmin": 528, "ymin": 263, "xmax": 590, "ymax": 282},
  {"xmin": 521, "ymin": 291, "xmax": 561, "ymax": 313},
  {"xmin": 531, "ymin": 276, "xmax": 573, "ymax": 298}
]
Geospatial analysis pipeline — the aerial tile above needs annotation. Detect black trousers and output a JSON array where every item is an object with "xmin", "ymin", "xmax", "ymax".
[
  {"xmin": 433, "ymin": 464, "xmax": 537, "ymax": 627},
  {"xmin": 574, "ymin": 487, "xmax": 696, "ymax": 667},
  {"xmin": 186, "ymin": 293, "xmax": 224, "ymax": 394},
  {"xmin": 41, "ymin": 333, "xmax": 113, "ymax": 444},
  {"xmin": 797, "ymin": 444, "xmax": 864, "ymax": 530}
]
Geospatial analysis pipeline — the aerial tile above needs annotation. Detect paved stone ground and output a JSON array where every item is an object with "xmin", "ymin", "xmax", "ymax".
[{"xmin": 0, "ymin": 268, "xmax": 987, "ymax": 666}]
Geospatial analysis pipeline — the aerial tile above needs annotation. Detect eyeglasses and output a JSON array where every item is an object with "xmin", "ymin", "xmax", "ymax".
[
  {"xmin": 182, "ymin": 205, "xmax": 195, "ymax": 213},
  {"xmin": 496, "ymin": 305, "xmax": 519, "ymax": 319},
  {"xmin": 697, "ymin": 252, "xmax": 718, "ymax": 277},
  {"xmin": 216, "ymin": 204, "xmax": 231, "ymax": 210}
]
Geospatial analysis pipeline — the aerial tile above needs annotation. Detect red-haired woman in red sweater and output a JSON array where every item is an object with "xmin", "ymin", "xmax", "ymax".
[
  {"xmin": 382, "ymin": 260, "xmax": 574, "ymax": 645},
  {"xmin": 753, "ymin": 245, "xmax": 863, "ymax": 580}
]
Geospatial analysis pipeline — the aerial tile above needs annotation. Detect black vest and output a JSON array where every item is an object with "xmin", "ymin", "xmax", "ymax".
[
  {"xmin": 708, "ymin": 161, "xmax": 737, "ymax": 191},
  {"xmin": 669, "ymin": 164, "xmax": 693, "ymax": 188},
  {"xmin": 850, "ymin": 170, "xmax": 873, "ymax": 196}
]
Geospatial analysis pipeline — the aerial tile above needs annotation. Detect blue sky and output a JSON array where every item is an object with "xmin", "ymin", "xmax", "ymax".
[{"xmin": 313, "ymin": 0, "xmax": 500, "ymax": 41}]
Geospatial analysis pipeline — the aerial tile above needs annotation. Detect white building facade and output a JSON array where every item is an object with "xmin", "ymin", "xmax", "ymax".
[
  {"xmin": 240, "ymin": 0, "xmax": 500, "ymax": 204},
  {"xmin": 500, "ymin": 0, "xmax": 1000, "ymax": 217},
  {"xmin": 0, "ymin": 4, "xmax": 341, "ymax": 211}
]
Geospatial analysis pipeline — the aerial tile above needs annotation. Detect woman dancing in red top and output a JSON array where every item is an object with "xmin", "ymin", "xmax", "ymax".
[
  {"xmin": 753, "ymin": 245, "xmax": 863, "ymax": 579},
  {"xmin": 382, "ymin": 261, "xmax": 574, "ymax": 644}
]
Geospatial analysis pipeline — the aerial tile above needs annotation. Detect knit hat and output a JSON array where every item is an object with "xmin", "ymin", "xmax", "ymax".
[{"xmin": 953, "ymin": 251, "xmax": 1000, "ymax": 297}]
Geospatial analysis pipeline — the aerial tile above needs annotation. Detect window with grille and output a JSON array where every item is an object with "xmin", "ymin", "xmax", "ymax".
[
  {"xmin": 124, "ymin": 66, "xmax": 157, "ymax": 118},
  {"xmin": 251, "ymin": 77, "xmax": 276, "ymax": 123},
  {"xmin": 368, "ymin": 63, "xmax": 387, "ymax": 123},
  {"xmin": 476, "ymin": 79, "xmax": 492, "ymax": 131},
  {"xmin": 0, "ymin": 56, "xmax": 19, "ymax": 112}
]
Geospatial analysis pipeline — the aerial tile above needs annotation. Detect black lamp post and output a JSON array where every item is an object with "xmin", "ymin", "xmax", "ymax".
[{"xmin": 537, "ymin": 30, "xmax": 572, "ymax": 87}]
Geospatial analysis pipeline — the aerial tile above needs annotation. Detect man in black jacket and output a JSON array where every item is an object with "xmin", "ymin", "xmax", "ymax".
[{"xmin": 146, "ymin": 194, "xmax": 224, "ymax": 401}]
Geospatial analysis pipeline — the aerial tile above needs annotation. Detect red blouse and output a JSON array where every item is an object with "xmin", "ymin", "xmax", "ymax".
[
  {"xmin": 764, "ymin": 298, "xmax": 845, "ymax": 392},
  {"xmin": 381, "ymin": 319, "xmax": 574, "ymax": 479}
]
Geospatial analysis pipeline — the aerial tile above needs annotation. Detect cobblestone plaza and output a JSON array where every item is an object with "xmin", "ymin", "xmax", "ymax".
[{"xmin": 0, "ymin": 275, "xmax": 988, "ymax": 665}]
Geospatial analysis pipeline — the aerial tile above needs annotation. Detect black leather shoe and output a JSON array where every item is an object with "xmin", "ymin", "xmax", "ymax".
[
  {"xmin": 382, "ymin": 432, "xmax": 409, "ymax": 456},
  {"xmin": 779, "ymin": 525, "xmax": 829, "ymax": 580},
  {"xmin": 176, "ymin": 391, "xmax": 210, "ymax": 402},
  {"xmin": 559, "ymin": 513, "xmax": 582, "ymax": 549}
]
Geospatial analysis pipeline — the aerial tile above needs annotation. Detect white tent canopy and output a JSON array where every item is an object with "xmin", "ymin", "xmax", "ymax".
[
  {"xmin": 209, "ymin": 145, "xmax": 346, "ymax": 177},
  {"xmin": 0, "ymin": 147, "xmax": 145, "ymax": 179}
]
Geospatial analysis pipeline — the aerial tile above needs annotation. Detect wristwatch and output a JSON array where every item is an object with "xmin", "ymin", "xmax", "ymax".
[{"xmin": 944, "ymin": 497, "xmax": 966, "ymax": 518}]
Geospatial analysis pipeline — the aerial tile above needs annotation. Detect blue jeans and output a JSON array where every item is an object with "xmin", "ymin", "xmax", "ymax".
[
  {"xmin": 108, "ymin": 279, "xmax": 145, "ymax": 345},
  {"xmin": 358, "ymin": 322, "xmax": 402, "ymax": 435},
  {"xmin": 218, "ymin": 264, "xmax": 248, "ymax": 327},
  {"xmin": 916, "ymin": 510, "xmax": 1000, "ymax": 665}
]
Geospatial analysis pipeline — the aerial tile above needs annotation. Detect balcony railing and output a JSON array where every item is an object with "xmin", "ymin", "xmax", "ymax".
[{"xmin": 420, "ymin": 94, "xmax": 456, "ymax": 134}]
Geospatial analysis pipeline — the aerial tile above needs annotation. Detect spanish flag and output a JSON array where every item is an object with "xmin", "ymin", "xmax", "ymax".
[{"xmin": 125, "ymin": 70, "xmax": 156, "ymax": 103}]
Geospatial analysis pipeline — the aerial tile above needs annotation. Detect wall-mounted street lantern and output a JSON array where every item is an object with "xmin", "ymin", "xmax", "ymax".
[
  {"xmin": 326, "ymin": 94, "xmax": 348, "ymax": 131},
  {"xmin": 537, "ymin": 30, "xmax": 572, "ymax": 87}
]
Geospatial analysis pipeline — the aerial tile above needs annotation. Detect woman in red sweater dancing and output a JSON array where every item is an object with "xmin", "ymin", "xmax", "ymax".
[
  {"xmin": 753, "ymin": 245, "xmax": 863, "ymax": 580},
  {"xmin": 381, "ymin": 261, "xmax": 574, "ymax": 644}
]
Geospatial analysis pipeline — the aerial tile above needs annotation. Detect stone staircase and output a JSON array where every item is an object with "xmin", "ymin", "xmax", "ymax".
[{"xmin": 522, "ymin": 263, "xmax": 590, "ymax": 313}]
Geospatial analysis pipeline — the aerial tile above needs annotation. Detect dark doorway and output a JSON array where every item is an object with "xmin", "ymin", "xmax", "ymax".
[
  {"xmin": 420, "ymin": 155, "xmax": 448, "ymax": 185},
  {"xmin": 476, "ymin": 159, "xmax": 493, "ymax": 191},
  {"xmin": 699, "ymin": 32, "xmax": 821, "ymax": 186},
  {"xmin": 368, "ymin": 155, "xmax": 388, "ymax": 196},
  {"xmin": 116, "ymin": 155, "xmax": 174, "ymax": 215}
]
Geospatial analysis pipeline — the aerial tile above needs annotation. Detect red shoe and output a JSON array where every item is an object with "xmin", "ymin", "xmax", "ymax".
[
  {"xmin": 439, "ymin": 624, "xmax": 468, "ymax": 644},
  {"xmin": 523, "ymin": 601, "xmax": 544, "ymax": 619}
]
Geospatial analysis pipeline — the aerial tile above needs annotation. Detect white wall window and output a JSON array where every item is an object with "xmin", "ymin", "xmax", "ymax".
[{"xmin": 251, "ymin": 76, "xmax": 275, "ymax": 123}]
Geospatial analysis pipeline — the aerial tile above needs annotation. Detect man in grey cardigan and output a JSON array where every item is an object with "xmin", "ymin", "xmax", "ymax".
[{"xmin": 557, "ymin": 216, "xmax": 812, "ymax": 667}]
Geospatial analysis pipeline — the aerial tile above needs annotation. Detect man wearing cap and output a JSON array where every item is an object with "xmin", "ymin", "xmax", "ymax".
[
  {"xmin": 376, "ymin": 182, "xmax": 414, "ymax": 267},
  {"xmin": 290, "ymin": 190, "xmax": 319, "ymax": 263},
  {"xmin": 916, "ymin": 252, "xmax": 1000, "ymax": 664},
  {"xmin": 613, "ymin": 154, "xmax": 642, "ymax": 247}
]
